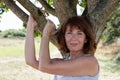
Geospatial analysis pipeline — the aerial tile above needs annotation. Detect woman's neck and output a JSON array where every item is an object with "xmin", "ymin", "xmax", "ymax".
[{"xmin": 70, "ymin": 51, "xmax": 84, "ymax": 59}]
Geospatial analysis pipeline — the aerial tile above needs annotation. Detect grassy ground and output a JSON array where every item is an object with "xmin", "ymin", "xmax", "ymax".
[{"xmin": 0, "ymin": 38, "xmax": 120, "ymax": 80}]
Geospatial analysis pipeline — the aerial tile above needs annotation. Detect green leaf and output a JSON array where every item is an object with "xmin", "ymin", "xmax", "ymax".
[{"xmin": 78, "ymin": 0, "xmax": 87, "ymax": 8}]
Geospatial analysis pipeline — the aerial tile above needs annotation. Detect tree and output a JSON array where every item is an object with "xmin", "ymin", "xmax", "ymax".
[
  {"xmin": 0, "ymin": 0, "xmax": 120, "ymax": 56},
  {"xmin": 102, "ymin": 4, "xmax": 120, "ymax": 44}
]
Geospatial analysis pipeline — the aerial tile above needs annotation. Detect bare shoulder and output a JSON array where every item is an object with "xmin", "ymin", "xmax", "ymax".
[
  {"xmin": 78, "ymin": 55, "xmax": 99, "ymax": 76},
  {"xmin": 78, "ymin": 54, "xmax": 98, "ymax": 62},
  {"xmin": 82, "ymin": 55, "xmax": 98, "ymax": 63},
  {"xmin": 81, "ymin": 55, "xmax": 99, "ymax": 69}
]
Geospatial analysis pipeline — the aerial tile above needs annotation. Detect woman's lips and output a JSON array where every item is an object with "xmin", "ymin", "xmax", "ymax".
[{"xmin": 70, "ymin": 43, "xmax": 77, "ymax": 46}]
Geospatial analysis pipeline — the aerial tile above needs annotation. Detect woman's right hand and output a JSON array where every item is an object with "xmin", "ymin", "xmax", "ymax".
[{"xmin": 43, "ymin": 19, "xmax": 56, "ymax": 37}]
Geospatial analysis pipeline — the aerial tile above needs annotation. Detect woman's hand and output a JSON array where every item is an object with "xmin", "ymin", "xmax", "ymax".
[
  {"xmin": 27, "ymin": 15, "xmax": 37, "ymax": 28},
  {"xmin": 43, "ymin": 20, "xmax": 56, "ymax": 37}
]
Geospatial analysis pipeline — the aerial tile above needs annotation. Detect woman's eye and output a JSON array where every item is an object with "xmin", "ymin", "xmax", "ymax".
[
  {"xmin": 67, "ymin": 32, "xmax": 72, "ymax": 34},
  {"xmin": 77, "ymin": 32, "xmax": 82, "ymax": 35},
  {"xmin": 65, "ymin": 32, "xmax": 72, "ymax": 37}
]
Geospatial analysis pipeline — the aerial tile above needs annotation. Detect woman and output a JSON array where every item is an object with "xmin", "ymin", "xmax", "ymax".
[{"xmin": 25, "ymin": 15, "xmax": 99, "ymax": 80}]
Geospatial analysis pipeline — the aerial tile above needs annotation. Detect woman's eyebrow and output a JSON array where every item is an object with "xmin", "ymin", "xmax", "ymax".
[{"xmin": 77, "ymin": 30, "xmax": 83, "ymax": 32}]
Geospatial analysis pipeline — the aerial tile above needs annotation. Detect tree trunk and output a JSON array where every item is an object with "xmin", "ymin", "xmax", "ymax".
[
  {"xmin": 88, "ymin": 0, "xmax": 120, "ymax": 43},
  {"xmin": 53, "ymin": 0, "xmax": 77, "ymax": 24}
]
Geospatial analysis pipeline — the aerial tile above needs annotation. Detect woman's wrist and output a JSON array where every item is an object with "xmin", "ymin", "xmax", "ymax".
[
  {"xmin": 43, "ymin": 31, "xmax": 52, "ymax": 36},
  {"xmin": 42, "ymin": 34, "xmax": 51, "ymax": 39},
  {"xmin": 27, "ymin": 24, "xmax": 34, "ymax": 31}
]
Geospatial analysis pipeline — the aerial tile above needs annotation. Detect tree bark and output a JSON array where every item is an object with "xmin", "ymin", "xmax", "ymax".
[
  {"xmin": 16, "ymin": 0, "xmax": 60, "ymax": 50},
  {"xmin": 53, "ymin": 0, "xmax": 77, "ymax": 24},
  {"xmin": 38, "ymin": 0, "xmax": 56, "ymax": 16},
  {"xmin": 87, "ymin": 0, "xmax": 120, "ymax": 43},
  {"xmin": 1, "ymin": 0, "xmax": 28, "ymax": 23},
  {"xmin": 17, "ymin": 0, "xmax": 47, "ymax": 33}
]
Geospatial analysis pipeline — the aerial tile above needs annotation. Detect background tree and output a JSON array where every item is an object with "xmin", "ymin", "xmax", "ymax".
[
  {"xmin": 0, "ymin": 0, "xmax": 120, "ymax": 57},
  {"xmin": 102, "ymin": 3, "xmax": 120, "ymax": 44}
]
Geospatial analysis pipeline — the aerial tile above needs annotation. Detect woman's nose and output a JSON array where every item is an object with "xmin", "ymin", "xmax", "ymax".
[{"xmin": 71, "ymin": 34, "xmax": 78, "ymax": 39}]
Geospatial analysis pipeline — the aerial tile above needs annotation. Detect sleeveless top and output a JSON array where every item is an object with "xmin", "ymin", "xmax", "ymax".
[
  {"xmin": 53, "ymin": 55, "xmax": 99, "ymax": 80},
  {"xmin": 54, "ymin": 73, "xmax": 99, "ymax": 80}
]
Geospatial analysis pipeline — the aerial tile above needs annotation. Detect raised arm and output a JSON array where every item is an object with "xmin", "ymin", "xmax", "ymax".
[
  {"xmin": 39, "ymin": 20, "xmax": 56, "ymax": 69},
  {"xmin": 25, "ymin": 15, "xmax": 39, "ymax": 69}
]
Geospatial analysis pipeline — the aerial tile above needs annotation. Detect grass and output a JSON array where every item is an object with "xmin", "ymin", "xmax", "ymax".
[
  {"xmin": 0, "ymin": 38, "xmax": 120, "ymax": 80},
  {"xmin": 0, "ymin": 45, "xmax": 24, "ymax": 57},
  {"xmin": 98, "ymin": 58, "xmax": 120, "ymax": 80},
  {"xmin": 0, "ymin": 60, "xmax": 53, "ymax": 80}
]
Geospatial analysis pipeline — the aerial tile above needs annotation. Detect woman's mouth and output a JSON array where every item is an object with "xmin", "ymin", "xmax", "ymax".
[{"xmin": 70, "ymin": 43, "xmax": 78, "ymax": 46}]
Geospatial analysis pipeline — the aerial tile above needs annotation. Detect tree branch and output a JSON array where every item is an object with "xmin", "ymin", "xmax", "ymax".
[
  {"xmin": 53, "ymin": 0, "xmax": 77, "ymax": 24},
  {"xmin": 17, "ymin": 0, "xmax": 47, "ymax": 33},
  {"xmin": 17, "ymin": 0, "xmax": 60, "ymax": 51},
  {"xmin": 69, "ymin": 0, "xmax": 78, "ymax": 14},
  {"xmin": 38, "ymin": 0, "xmax": 56, "ymax": 16},
  {"xmin": 82, "ymin": 0, "xmax": 100, "ymax": 16},
  {"xmin": 1, "ymin": 0, "xmax": 28, "ymax": 23},
  {"xmin": 88, "ymin": 0, "xmax": 120, "ymax": 43},
  {"xmin": 87, "ymin": 0, "xmax": 100, "ymax": 14}
]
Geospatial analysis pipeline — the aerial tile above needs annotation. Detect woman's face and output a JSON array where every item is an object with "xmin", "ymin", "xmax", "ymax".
[{"xmin": 65, "ymin": 26, "xmax": 87, "ymax": 52}]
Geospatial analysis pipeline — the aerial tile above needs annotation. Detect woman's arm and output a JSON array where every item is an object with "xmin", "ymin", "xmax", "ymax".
[
  {"xmin": 39, "ymin": 20, "xmax": 56, "ymax": 69},
  {"xmin": 25, "ymin": 16, "xmax": 59, "ymax": 70},
  {"xmin": 25, "ymin": 15, "xmax": 39, "ymax": 69}
]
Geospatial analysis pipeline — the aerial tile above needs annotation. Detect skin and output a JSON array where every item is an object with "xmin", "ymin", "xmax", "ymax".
[{"xmin": 25, "ymin": 15, "xmax": 99, "ymax": 76}]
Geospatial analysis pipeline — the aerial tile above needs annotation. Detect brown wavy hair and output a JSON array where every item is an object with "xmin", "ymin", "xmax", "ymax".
[{"xmin": 56, "ymin": 16, "xmax": 96, "ymax": 55}]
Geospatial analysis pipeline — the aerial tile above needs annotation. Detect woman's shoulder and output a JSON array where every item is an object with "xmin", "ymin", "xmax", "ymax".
[
  {"xmin": 82, "ymin": 54, "xmax": 99, "ymax": 69},
  {"xmin": 82, "ymin": 54, "xmax": 98, "ymax": 62},
  {"xmin": 79, "ymin": 54, "xmax": 99, "ymax": 76}
]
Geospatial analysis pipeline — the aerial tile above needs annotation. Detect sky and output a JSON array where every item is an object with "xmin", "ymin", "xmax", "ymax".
[
  {"xmin": 0, "ymin": 0, "xmax": 59, "ymax": 31},
  {"xmin": 0, "ymin": 11, "xmax": 23, "ymax": 31},
  {"xmin": 0, "ymin": 10, "xmax": 60, "ymax": 31},
  {"xmin": 0, "ymin": 1, "xmax": 83, "ymax": 31}
]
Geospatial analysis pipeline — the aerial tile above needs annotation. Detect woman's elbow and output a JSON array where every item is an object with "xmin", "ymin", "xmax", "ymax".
[
  {"xmin": 25, "ymin": 60, "xmax": 38, "ymax": 69},
  {"xmin": 38, "ymin": 61, "xmax": 47, "ymax": 72},
  {"xmin": 38, "ymin": 65, "xmax": 43, "ymax": 71},
  {"xmin": 38, "ymin": 62, "xmax": 51, "ymax": 73},
  {"xmin": 25, "ymin": 60, "xmax": 33, "ymax": 66},
  {"xmin": 38, "ymin": 62, "xmax": 44, "ymax": 71}
]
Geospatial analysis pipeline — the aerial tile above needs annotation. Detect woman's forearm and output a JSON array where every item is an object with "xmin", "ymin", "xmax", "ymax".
[
  {"xmin": 25, "ymin": 25, "xmax": 39, "ymax": 69},
  {"xmin": 38, "ymin": 20, "xmax": 56, "ymax": 71},
  {"xmin": 39, "ymin": 35, "xmax": 51, "ymax": 70}
]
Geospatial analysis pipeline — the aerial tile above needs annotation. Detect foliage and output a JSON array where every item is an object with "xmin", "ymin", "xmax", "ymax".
[
  {"xmin": 0, "ymin": 1, "xmax": 9, "ymax": 14},
  {"xmin": 0, "ymin": 1, "xmax": 9, "ymax": 21},
  {"xmin": 23, "ymin": 22, "xmax": 42, "ymax": 37},
  {"xmin": 78, "ymin": 0, "xmax": 87, "ymax": 8},
  {"xmin": 0, "ymin": 29, "xmax": 26, "ymax": 38},
  {"xmin": 101, "ymin": 3, "xmax": 120, "ymax": 44},
  {"xmin": 47, "ymin": 0, "xmax": 53, "ymax": 6}
]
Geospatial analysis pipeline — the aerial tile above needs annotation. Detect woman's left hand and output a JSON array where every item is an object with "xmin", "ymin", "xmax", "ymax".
[{"xmin": 43, "ymin": 19, "xmax": 56, "ymax": 37}]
